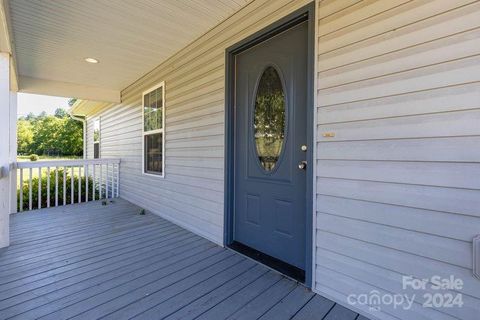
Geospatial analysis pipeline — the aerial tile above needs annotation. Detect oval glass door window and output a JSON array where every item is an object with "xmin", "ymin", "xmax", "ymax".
[{"xmin": 254, "ymin": 66, "xmax": 286, "ymax": 171}]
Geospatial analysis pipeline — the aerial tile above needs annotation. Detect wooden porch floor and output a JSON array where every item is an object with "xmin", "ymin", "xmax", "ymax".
[{"xmin": 0, "ymin": 198, "xmax": 366, "ymax": 320}]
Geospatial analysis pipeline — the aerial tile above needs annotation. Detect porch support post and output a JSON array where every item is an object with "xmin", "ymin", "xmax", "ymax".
[
  {"xmin": 9, "ymin": 91, "xmax": 17, "ymax": 214},
  {"xmin": 0, "ymin": 52, "xmax": 12, "ymax": 248}
]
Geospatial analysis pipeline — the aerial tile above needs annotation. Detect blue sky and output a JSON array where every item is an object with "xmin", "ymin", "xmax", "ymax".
[{"xmin": 17, "ymin": 93, "xmax": 71, "ymax": 118}]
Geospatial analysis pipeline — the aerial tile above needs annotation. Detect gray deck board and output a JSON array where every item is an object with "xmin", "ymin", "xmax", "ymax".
[
  {"xmin": 291, "ymin": 295, "xmax": 335, "ymax": 320},
  {"xmin": 0, "ymin": 198, "xmax": 365, "ymax": 320}
]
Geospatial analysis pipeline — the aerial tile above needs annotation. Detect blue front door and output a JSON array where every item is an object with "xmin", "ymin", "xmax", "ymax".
[{"xmin": 233, "ymin": 21, "xmax": 308, "ymax": 270}]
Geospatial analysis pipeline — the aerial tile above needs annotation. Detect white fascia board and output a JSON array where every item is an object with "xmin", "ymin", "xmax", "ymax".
[{"xmin": 18, "ymin": 76, "xmax": 121, "ymax": 103}]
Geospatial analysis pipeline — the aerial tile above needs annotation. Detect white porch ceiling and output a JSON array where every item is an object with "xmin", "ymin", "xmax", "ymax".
[{"xmin": 8, "ymin": 0, "xmax": 251, "ymax": 102}]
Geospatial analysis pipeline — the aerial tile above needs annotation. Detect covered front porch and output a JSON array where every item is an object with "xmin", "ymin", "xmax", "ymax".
[{"xmin": 1, "ymin": 198, "xmax": 362, "ymax": 320}]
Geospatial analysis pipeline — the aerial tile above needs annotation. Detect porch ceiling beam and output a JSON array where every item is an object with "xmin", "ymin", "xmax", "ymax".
[{"xmin": 18, "ymin": 76, "xmax": 121, "ymax": 103}]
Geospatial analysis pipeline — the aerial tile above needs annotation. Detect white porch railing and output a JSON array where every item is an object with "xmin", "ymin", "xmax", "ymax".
[{"xmin": 15, "ymin": 158, "xmax": 120, "ymax": 212}]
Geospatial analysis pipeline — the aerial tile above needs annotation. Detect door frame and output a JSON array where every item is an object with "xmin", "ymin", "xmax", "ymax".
[{"xmin": 224, "ymin": 2, "xmax": 315, "ymax": 287}]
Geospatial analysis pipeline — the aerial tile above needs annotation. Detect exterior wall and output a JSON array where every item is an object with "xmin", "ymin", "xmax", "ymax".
[
  {"xmin": 81, "ymin": 0, "xmax": 480, "ymax": 319},
  {"xmin": 85, "ymin": 116, "xmax": 94, "ymax": 159},
  {"xmin": 314, "ymin": 1, "xmax": 480, "ymax": 320},
  {"xmin": 86, "ymin": 0, "xmax": 312, "ymax": 245}
]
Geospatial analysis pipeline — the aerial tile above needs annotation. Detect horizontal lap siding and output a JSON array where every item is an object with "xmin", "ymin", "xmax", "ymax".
[
  {"xmin": 315, "ymin": 1, "xmax": 480, "ymax": 320},
  {"xmin": 85, "ymin": 117, "xmax": 94, "ymax": 159},
  {"xmin": 87, "ymin": 0, "xmax": 311, "ymax": 245}
]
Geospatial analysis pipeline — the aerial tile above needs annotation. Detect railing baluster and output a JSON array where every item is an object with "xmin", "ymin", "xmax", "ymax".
[
  {"xmin": 19, "ymin": 168, "xmax": 23, "ymax": 212},
  {"xmin": 55, "ymin": 166, "xmax": 58, "ymax": 207},
  {"xmin": 63, "ymin": 167, "xmax": 67, "ymax": 206},
  {"xmin": 16, "ymin": 159, "xmax": 120, "ymax": 211},
  {"xmin": 85, "ymin": 165, "xmax": 89, "ymax": 202},
  {"xmin": 47, "ymin": 167, "xmax": 50, "ymax": 208},
  {"xmin": 110, "ymin": 164, "xmax": 114, "ymax": 198},
  {"xmin": 71, "ymin": 166, "xmax": 74, "ymax": 205},
  {"xmin": 78, "ymin": 166, "xmax": 81, "ymax": 203},
  {"xmin": 92, "ymin": 164, "xmax": 96, "ymax": 201},
  {"xmin": 116, "ymin": 163, "xmax": 119, "ymax": 197},
  {"xmin": 28, "ymin": 168, "xmax": 32, "ymax": 211},
  {"xmin": 99, "ymin": 164, "xmax": 103, "ymax": 199},
  {"xmin": 38, "ymin": 167, "xmax": 42, "ymax": 209},
  {"xmin": 106, "ymin": 163, "xmax": 109, "ymax": 199}
]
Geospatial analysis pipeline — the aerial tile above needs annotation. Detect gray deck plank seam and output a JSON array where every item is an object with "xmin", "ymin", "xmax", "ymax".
[
  {"xmin": 2, "ymin": 199, "xmax": 364, "ymax": 320},
  {"xmin": 0, "ymin": 225, "xmax": 185, "ymax": 283},
  {"xmin": 252, "ymin": 284, "xmax": 299, "ymax": 320},
  {"xmin": 9, "ymin": 205, "xmax": 141, "ymax": 229},
  {"xmin": 1, "ymin": 220, "xmax": 175, "ymax": 267},
  {"xmin": 97, "ymin": 255, "xmax": 249, "ymax": 320},
  {"xmin": 193, "ymin": 274, "xmax": 285, "ymax": 320},
  {"xmin": 322, "ymin": 301, "xmax": 339, "ymax": 320},
  {"xmin": 9, "ymin": 207, "xmax": 140, "ymax": 230},
  {"xmin": 9, "ymin": 213, "xmax": 153, "ymax": 244},
  {"xmin": 4, "ymin": 218, "xmax": 162, "ymax": 256},
  {"xmin": 82, "ymin": 253, "xmax": 243, "ymax": 320},
  {"xmin": 158, "ymin": 267, "xmax": 272, "ymax": 320},
  {"xmin": 130, "ymin": 262, "xmax": 263, "ymax": 319},
  {"xmin": 0, "ymin": 233, "xmax": 204, "ymax": 309},
  {"xmin": 36, "ymin": 249, "xmax": 232, "ymax": 320},
  {"xmin": 288, "ymin": 294, "xmax": 316, "ymax": 320},
  {"xmin": 9, "ymin": 207, "xmax": 146, "ymax": 236},
  {"xmin": 1, "ymin": 240, "xmax": 217, "ymax": 319},
  {"xmin": 4, "ymin": 244, "xmax": 219, "ymax": 320},
  {"xmin": 0, "ymin": 222, "xmax": 175, "ymax": 269},
  {"xmin": 0, "ymin": 229, "xmax": 190, "ymax": 294},
  {"xmin": 0, "ymin": 228, "xmax": 189, "ymax": 291}
]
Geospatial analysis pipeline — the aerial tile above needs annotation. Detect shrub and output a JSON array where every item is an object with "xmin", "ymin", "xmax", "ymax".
[
  {"xmin": 29, "ymin": 154, "xmax": 39, "ymax": 161},
  {"xmin": 17, "ymin": 169, "xmax": 105, "ymax": 211}
]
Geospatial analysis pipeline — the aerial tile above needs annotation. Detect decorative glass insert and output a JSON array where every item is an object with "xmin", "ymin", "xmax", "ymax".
[{"xmin": 253, "ymin": 66, "xmax": 286, "ymax": 171}]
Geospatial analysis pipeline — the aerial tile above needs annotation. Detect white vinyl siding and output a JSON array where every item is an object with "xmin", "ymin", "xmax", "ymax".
[
  {"xmin": 83, "ymin": 0, "xmax": 313, "ymax": 245},
  {"xmin": 79, "ymin": 1, "xmax": 480, "ymax": 319},
  {"xmin": 314, "ymin": 1, "xmax": 480, "ymax": 320}
]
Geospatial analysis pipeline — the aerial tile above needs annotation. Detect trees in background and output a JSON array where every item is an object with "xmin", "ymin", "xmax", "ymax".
[{"xmin": 17, "ymin": 108, "xmax": 83, "ymax": 157}]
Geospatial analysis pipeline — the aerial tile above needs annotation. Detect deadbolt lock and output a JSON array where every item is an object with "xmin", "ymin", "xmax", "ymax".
[
  {"xmin": 301, "ymin": 145, "xmax": 307, "ymax": 152},
  {"xmin": 298, "ymin": 161, "xmax": 307, "ymax": 170}
]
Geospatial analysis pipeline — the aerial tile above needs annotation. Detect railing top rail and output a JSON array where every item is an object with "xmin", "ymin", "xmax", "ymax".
[{"xmin": 15, "ymin": 158, "xmax": 121, "ymax": 169}]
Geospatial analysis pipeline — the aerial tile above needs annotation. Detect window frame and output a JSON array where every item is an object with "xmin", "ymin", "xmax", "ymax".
[
  {"xmin": 93, "ymin": 117, "xmax": 101, "ymax": 159},
  {"xmin": 141, "ymin": 81, "xmax": 166, "ymax": 178}
]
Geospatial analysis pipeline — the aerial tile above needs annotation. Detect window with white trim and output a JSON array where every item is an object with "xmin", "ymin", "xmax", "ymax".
[
  {"xmin": 142, "ymin": 82, "xmax": 165, "ymax": 176},
  {"xmin": 93, "ymin": 118, "xmax": 100, "ymax": 159}
]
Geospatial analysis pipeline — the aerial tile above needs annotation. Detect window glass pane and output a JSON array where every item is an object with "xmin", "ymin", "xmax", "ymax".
[
  {"xmin": 144, "ymin": 87, "xmax": 163, "ymax": 132},
  {"xmin": 94, "ymin": 142, "xmax": 100, "ymax": 159},
  {"xmin": 254, "ymin": 66, "xmax": 286, "ymax": 171},
  {"xmin": 93, "ymin": 119, "xmax": 100, "ymax": 143},
  {"xmin": 144, "ymin": 132, "xmax": 163, "ymax": 174}
]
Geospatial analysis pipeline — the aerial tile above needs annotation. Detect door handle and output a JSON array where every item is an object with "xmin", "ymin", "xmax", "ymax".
[{"xmin": 298, "ymin": 161, "xmax": 307, "ymax": 170}]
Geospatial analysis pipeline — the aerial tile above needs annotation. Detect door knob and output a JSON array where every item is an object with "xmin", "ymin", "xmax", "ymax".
[{"xmin": 298, "ymin": 161, "xmax": 307, "ymax": 170}]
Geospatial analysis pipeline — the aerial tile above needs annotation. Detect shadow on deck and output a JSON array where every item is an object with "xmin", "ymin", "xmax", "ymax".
[{"xmin": 0, "ymin": 198, "xmax": 367, "ymax": 320}]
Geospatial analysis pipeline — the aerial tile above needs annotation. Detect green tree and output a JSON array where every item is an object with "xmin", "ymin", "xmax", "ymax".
[
  {"xmin": 68, "ymin": 98, "xmax": 77, "ymax": 106},
  {"xmin": 17, "ymin": 119, "xmax": 34, "ymax": 154},
  {"xmin": 58, "ymin": 117, "xmax": 83, "ymax": 155},
  {"xmin": 31, "ymin": 115, "xmax": 62, "ymax": 155},
  {"xmin": 54, "ymin": 108, "xmax": 68, "ymax": 118},
  {"xmin": 17, "ymin": 108, "xmax": 83, "ymax": 157}
]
